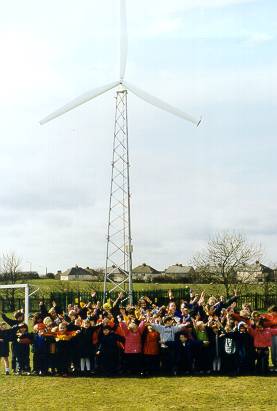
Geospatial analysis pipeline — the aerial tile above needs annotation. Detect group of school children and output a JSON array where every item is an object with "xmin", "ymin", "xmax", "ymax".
[{"xmin": 0, "ymin": 290, "xmax": 277, "ymax": 377}]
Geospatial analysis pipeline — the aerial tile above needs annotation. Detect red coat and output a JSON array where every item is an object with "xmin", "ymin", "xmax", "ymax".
[
  {"xmin": 143, "ymin": 330, "xmax": 160, "ymax": 355},
  {"xmin": 248, "ymin": 327, "xmax": 277, "ymax": 348},
  {"xmin": 261, "ymin": 313, "xmax": 277, "ymax": 328},
  {"xmin": 119, "ymin": 321, "xmax": 145, "ymax": 354}
]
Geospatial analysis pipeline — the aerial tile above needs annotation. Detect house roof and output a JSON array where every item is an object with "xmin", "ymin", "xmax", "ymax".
[
  {"xmin": 237, "ymin": 262, "xmax": 273, "ymax": 273},
  {"xmin": 62, "ymin": 266, "xmax": 99, "ymax": 277},
  {"xmin": 106, "ymin": 266, "xmax": 126, "ymax": 275},
  {"xmin": 85, "ymin": 267, "xmax": 103, "ymax": 276},
  {"xmin": 132, "ymin": 263, "xmax": 160, "ymax": 274},
  {"xmin": 165, "ymin": 264, "xmax": 194, "ymax": 274}
]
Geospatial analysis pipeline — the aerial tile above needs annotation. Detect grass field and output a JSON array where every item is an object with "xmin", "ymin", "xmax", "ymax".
[
  {"xmin": 0, "ymin": 374, "xmax": 276, "ymax": 410},
  {"xmin": 1, "ymin": 278, "xmax": 270, "ymax": 299}
]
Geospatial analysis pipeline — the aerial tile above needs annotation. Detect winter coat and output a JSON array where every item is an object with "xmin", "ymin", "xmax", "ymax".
[
  {"xmin": 142, "ymin": 330, "xmax": 160, "ymax": 356},
  {"xmin": 261, "ymin": 313, "xmax": 277, "ymax": 329},
  {"xmin": 32, "ymin": 334, "xmax": 49, "ymax": 354},
  {"xmin": 14, "ymin": 332, "xmax": 33, "ymax": 356},
  {"xmin": 119, "ymin": 321, "xmax": 145, "ymax": 353},
  {"xmin": 97, "ymin": 332, "xmax": 125, "ymax": 373},
  {"xmin": 0, "ymin": 327, "xmax": 17, "ymax": 357},
  {"xmin": 77, "ymin": 327, "xmax": 95, "ymax": 357},
  {"xmin": 97, "ymin": 332, "xmax": 125, "ymax": 355},
  {"xmin": 151, "ymin": 323, "xmax": 185, "ymax": 343},
  {"xmin": 176, "ymin": 338, "xmax": 202, "ymax": 371},
  {"xmin": 248, "ymin": 327, "xmax": 277, "ymax": 348},
  {"xmin": 1, "ymin": 313, "xmax": 21, "ymax": 327}
]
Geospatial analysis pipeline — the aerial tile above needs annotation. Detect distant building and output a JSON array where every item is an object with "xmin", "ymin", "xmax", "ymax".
[
  {"xmin": 59, "ymin": 265, "xmax": 102, "ymax": 281},
  {"xmin": 272, "ymin": 267, "xmax": 277, "ymax": 282},
  {"xmin": 236, "ymin": 261, "xmax": 274, "ymax": 283},
  {"xmin": 164, "ymin": 264, "xmax": 195, "ymax": 282},
  {"xmin": 132, "ymin": 263, "xmax": 160, "ymax": 281},
  {"xmin": 105, "ymin": 265, "xmax": 126, "ymax": 283}
]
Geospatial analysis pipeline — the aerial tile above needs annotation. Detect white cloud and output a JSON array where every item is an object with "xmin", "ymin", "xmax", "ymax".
[
  {"xmin": 0, "ymin": 29, "xmax": 64, "ymax": 104},
  {"xmin": 143, "ymin": 17, "xmax": 182, "ymax": 37},
  {"xmin": 242, "ymin": 31, "xmax": 274, "ymax": 46}
]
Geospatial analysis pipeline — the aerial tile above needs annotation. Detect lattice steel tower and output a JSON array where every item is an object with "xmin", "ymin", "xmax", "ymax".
[
  {"xmin": 103, "ymin": 86, "xmax": 133, "ymax": 304},
  {"xmin": 39, "ymin": 1, "xmax": 201, "ymax": 305}
]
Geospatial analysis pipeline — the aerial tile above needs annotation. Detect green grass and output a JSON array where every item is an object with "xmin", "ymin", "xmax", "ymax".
[
  {"xmin": 0, "ymin": 279, "xmax": 270, "ymax": 299},
  {"xmin": 0, "ymin": 374, "xmax": 276, "ymax": 410}
]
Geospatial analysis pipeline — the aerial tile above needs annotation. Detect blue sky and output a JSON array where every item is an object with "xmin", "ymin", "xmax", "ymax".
[{"xmin": 0, "ymin": 0, "xmax": 276, "ymax": 273}]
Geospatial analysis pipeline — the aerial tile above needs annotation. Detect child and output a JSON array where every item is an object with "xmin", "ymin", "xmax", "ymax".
[
  {"xmin": 96, "ymin": 325, "xmax": 125, "ymax": 376},
  {"xmin": 42, "ymin": 316, "xmax": 57, "ymax": 375},
  {"xmin": 206, "ymin": 320, "xmax": 222, "ymax": 374},
  {"xmin": 32, "ymin": 313, "xmax": 46, "ymax": 331},
  {"xmin": 194, "ymin": 321, "xmax": 211, "ymax": 373},
  {"xmin": 248, "ymin": 318, "xmax": 277, "ymax": 374},
  {"xmin": 0, "ymin": 322, "xmax": 18, "ymax": 375},
  {"xmin": 142, "ymin": 325, "xmax": 160, "ymax": 375},
  {"xmin": 1, "ymin": 311, "xmax": 25, "ymax": 373},
  {"xmin": 77, "ymin": 319, "xmax": 95, "ymax": 375},
  {"xmin": 236, "ymin": 322, "xmax": 255, "ymax": 375},
  {"xmin": 119, "ymin": 319, "xmax": 145, "ymax": 375},
  {"xmin": 219, "ymin": 325, "xmax": 239, "ymax": 376},
  {"xmin": 54, "ymin": 322, "xmax": 79, "ymax": 376},
  {"xmin": 69, "ymin": 317, "xmax": 82, "ymax": 375},
  {"xmin": 176, "ymin": 331, "xmax": 202, "ymax": 374},
  {"xmin": 32, "ymin": 325, "xmax": 49, "ymax": 375},
  {"xmin": 150, "ymin": 316, "xmax": 185, "ymax": 375},
  {"xmin": 261, "ymin": 306, "xmax": 277, "ymax": 370},
  {"xmin": 14, "ymin": 323, "xmax": 33, "ymax": 375}
]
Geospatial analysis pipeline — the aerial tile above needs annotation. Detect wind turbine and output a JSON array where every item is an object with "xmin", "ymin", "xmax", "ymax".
[{"xmin": 40, "ymin": 0, "xmax": 201, "ymax": 304}]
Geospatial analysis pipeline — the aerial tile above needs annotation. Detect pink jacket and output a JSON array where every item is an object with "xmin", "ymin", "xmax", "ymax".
[
  {"xmin": 248, "ymin": 327, "xmax": 277, "ymax": 348},
  {"xmin": 119, "ymin": 321, "xmax": 145, "ymax": 354}
]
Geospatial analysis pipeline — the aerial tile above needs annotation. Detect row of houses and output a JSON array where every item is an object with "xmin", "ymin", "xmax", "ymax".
[{"xmin": 56, "ymin": 261, "xmax": 277, "ymax": 284}]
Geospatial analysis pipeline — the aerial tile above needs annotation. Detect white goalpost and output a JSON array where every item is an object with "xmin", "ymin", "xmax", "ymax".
[{"xmin": 0, "ymin": 284, "xmax": 30, "ymax": 324}]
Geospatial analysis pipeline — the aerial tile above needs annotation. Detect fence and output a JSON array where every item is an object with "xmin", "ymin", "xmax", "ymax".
[{"xmin": 0, "ymin": 290, "xmax": 276, "ymax": 313}]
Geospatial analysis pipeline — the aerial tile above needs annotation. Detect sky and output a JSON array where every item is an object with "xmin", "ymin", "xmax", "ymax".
[{"xmin": 0, "ymin": 0, "xmax": 276, "ymax": 274}]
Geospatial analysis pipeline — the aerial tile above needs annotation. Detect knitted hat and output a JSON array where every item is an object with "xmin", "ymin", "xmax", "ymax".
[
  {"xmin": 43, "ymin": 316, "xmax": 53, "ymax": 326},
  {"xmin": 238, "ymin": 321, "xmax": 247, "ymax": 330}
]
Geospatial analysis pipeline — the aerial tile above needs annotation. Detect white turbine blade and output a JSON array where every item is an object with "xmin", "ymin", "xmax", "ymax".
[
  {"xmin": 40, "ymin": 81, "xmax": 120, "ymax": 125},
  {"xmin": 124, "ymin": 81, "xmax": 201, "ymax": 126},
  {"xmin": 120, "ymin": 0, "xmax": 128, "ymax": 81}
]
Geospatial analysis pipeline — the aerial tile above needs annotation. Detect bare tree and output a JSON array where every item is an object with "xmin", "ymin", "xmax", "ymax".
[
  {"xmin": 192, "ymin": 231, "xmax": 262, "ymax": 297},
  {"xmin": 0, "ymin": 252, "xmax": 22, "ymax": 284},
  {"xmin": 0, "ymin": 252, "xmax": 22, "ymax": 311}
]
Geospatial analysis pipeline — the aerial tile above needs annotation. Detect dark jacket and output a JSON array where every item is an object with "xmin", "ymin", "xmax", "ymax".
[
  {"xmin": 77, "ymin": 327, "xmax": 95, "ymax": 357},
  {"xmin": 32, "ymin": 334, "xmax": 49, "ymax": 355},
  {"xmin": 1, "ymin": 313, "xmax": 22, "ymax": 327},
  {"xmin": 0, "ymin": 327, "xmax": 18, "ymax": 357}
]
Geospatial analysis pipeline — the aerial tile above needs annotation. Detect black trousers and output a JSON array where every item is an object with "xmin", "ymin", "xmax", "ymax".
[
  {"xmin": 11, "ymin": 342, "xmax": 17, "ymax": 371},
  {"xmin": 56, "ymin": 342, "xmax": 71, "ymax": 374},
  {"xmin": 33, "ymin": 353, "xmax": 48, "ymax": 373},
  {"xmin": 16, "ymin": 348, "xmax": 30, "ymax": 372},
  {"xmin": 160, "ymin": 342, "xmax": 176, "ymax": 374},
  {"xmin": 143, "ymin": 354, "xmax": 160, "ymax": 375},
  {"xmin": 124, "ymin": 353, "xmax": 142, "ymax": 374},
  {"xmin": 255, "ymin": 347, "xmax": 269, "ymax": 374}
]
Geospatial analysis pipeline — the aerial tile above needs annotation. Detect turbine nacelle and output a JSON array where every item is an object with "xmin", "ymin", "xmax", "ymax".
[{"xmin": 40, "ymin": 0, "xmax": 201, "ymax": 127}]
